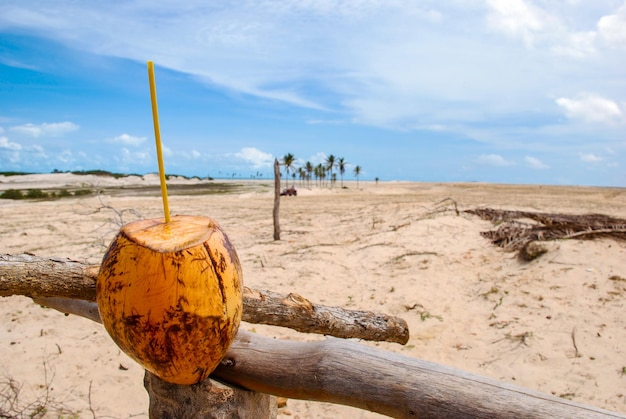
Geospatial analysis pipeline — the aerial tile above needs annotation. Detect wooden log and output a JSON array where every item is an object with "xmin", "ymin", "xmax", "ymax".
[
  {"xmin": 17, "ymin": 297, "xmax": 626, "ymax": 419},
  {"xmin": 0, "ymin": 253, "xmax": 98, "ymax": 300},
  {"xmin": 1, "ymin": 254, "xmax": 409, "ymax": 343},
  {"xmin": 213, "ymin": 331, "xmax": 625, "ymax": 419},
  {"xmin": 244, "ymin": 288, "xmax": 409, "ymax": 344},
  {"xmin": 273, "ymin": 158, "xmax": 280, "ymax": 241}
]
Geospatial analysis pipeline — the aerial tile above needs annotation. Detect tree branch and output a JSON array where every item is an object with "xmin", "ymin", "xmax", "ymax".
[
  {"xmin": 1, "ymin": 254, "xmax": 408, "ymax": 344},
  {"xmin": 243, "ymin": 288, "xmax": 408, "ymax": 344},
  {"xmin": 0, "ymin": 253, "xmax": 98, "ymax": 300}
]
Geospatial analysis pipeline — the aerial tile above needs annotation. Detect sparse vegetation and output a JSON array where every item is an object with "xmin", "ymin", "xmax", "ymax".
[
  {"xmin": 480, "ymin": 286, "xmax": 500, "ymax": 298},
  {"xmin": 493, "ymin": 331, "xmax": 534, "ymax": 348},
  {"xmin": 403, "ymin": 303, "xmax": 443, "ymax": 321},
  {"xmin": 70, "ymin": 169, "xmax": 138, "ymax": 179},
  {"xmin": 0, "ymin": 171, "xmax": 35, "ymax": 176},
  {"xmin": 0, "ymin": 189, "xmax": 24, "ymax": 199},
  {"xmin": 26, "ymin": 189, "xmax": 48, "ymax": 199},
  {"xmin": 0, "ymin": 360, "xmax": 81, "ymax": 418},
  {"xmin": 0, "ymin": 188, "xmax": 93, "ymax": 200}
]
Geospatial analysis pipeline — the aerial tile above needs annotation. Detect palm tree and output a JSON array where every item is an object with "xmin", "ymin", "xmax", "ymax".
[
  {"xmin": 325, "ymin": 154, "xmax": 336, "ymax": 188},
  {"xmin": 298, "ymin": 167, "xmax": 306, "ymax": 186},
  {"xmin": 315, "ymin": 163, "xmax": 325, "ymax": 187},
  {"xmin": 313, "ymin": 165, "xmax": 321, "ymax": 187},
  {"xmin": 305, "ymin": 161, "xmax": 313, "ymax": 187},
  {"xmin": 353, "ymin": 165, "xmax": 362, "ymax": 188},
  {"xmin": 338, "ymin": 157, "xmax": 346, "ymax": 188},
  {"xmin": 281, "ymin": 153, "xmax": 295, "ymax": 189}
]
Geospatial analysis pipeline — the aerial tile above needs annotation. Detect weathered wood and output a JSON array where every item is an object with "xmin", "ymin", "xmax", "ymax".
[
  {"xmin": 1, "ymin": 254, "xmax": 409, "ymax": 343},
  {"xmin": 33, "ymin": 296, "xmax": 101, "ymax": 322},
  {"xmin": 0, "ymin": 253, "xmax": 98, "ymax": 299},
  {"xmin": 273, "ymin": 158, "xmax": 280, "ymax": 240},
  {"xmin": 244, "ymin": 287, "xmax": 409, "ymax": 344},
  {"xmin": 144, "ymin": 370, "xmax": 277, "ymax": 419},
  {"xmin": 466, "ymin": 208, "xmax": 626, "ymax": 253},
  {"xmin": 18, "ymin": 297, "xmax": 626, "ymax": 419},
  {"xmin": 214, "ymin": 331, "xmax": 624, "ymax": 419}
]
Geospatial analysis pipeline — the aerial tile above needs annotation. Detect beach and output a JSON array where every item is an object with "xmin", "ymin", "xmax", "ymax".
[{"xmin": 1, "ymin": 173, "xmax": 625, "ymax": 418}]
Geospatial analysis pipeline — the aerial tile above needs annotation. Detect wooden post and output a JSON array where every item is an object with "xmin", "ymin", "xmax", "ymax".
[
  {"xmin": 144, "ymin": 370, "xmax": 277, "ymax": 419},
  {"xmin": 273, "ymin": 158, "xmax": 280, "ymax": 240}
]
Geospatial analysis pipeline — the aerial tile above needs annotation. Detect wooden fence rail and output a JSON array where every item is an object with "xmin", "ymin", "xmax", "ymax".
[{"xmin": 1, "ymin": 254, "xmax": 625, "ymax": 418}]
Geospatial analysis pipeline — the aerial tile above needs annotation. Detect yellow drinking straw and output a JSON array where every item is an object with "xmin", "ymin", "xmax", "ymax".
[{"xmin": 147, "ymin": 61, "xmax": 171, "ymax": 223}]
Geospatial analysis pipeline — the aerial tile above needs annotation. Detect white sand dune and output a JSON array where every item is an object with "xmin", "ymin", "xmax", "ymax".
[{"xmin": 1, "ymin": 175, "xmax": 625, "ymax": 418}]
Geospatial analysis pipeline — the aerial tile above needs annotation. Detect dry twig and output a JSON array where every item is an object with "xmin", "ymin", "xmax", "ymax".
[{"xmin": 466, "ymin": 209, "xmax": 626, "ymax": 257}]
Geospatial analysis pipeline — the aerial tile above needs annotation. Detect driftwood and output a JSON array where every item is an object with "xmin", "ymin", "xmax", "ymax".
[
  {"xmin": 23, "ymin": 297, "xmax": 626, "ymax": 419},
  {"xmin": 0, "ymin": 253, "xmax": 409, "ymax": 344},
  {"xmin": 243, "ymin": 288, "xmax": 409, "ymax": 344},
  {"xmin": 466, "ymin": 209, "xmax": 626, "ymax": 256},
  {"xmin": 215, "ymin": 331, "xmax": 625, "ymax": 419}
]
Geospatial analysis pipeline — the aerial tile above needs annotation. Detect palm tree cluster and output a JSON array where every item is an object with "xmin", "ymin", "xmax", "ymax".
[{"xmin": 280, "ymin": 153, "xmax": 362, "ymax": 189}]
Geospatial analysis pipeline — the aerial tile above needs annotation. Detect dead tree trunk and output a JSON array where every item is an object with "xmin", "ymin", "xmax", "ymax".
[{"xmin": 273, "ymin": 158, "xmax": 280, "ymax": 241}]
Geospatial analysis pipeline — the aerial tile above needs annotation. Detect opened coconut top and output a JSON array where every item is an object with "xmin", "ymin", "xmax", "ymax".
[{"xmin": 121, "ymin": 215, "xmax": 217, "ymax": 253}]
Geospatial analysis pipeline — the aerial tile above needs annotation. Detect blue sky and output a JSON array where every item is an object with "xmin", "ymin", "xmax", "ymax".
[{"xmin": 0, "ymin": 1, "xmax": 625, "ymax": 186}]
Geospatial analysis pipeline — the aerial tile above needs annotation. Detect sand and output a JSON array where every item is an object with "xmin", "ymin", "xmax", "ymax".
[{"xmin": 1, "ymin": 173, "xmax": 625, "ymax": 418}]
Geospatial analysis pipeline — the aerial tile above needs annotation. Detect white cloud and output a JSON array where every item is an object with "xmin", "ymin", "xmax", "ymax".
[
  {"xmin": 118, "ymin": 147, "xmax": 150, "ymax": 165},
  {"xmin": 0, "ymin": 136, "xmax": 22, "ymax": 163},
  {"xmin": 0, "ymin": 136, "xmax": 21, "ymax": 151},
  {"xmin": 0, "ymin": 1, "xmax": 624, "ymax": 145},
  {"xmin": 111, "ymin": 133, "xmax": 146, "ymax": 146},
  {"xmin": 161, "ymin": 144, "xmax": 172, "ymax": 157},
  {"xmin": 552, "ymin": 31, "xmax": 597, "ymax": 57},
  {"xmin": 306, "ymin": 152, "xmax": 328, "ymax": 166},
  {"xmin": 306, "ymin": 119, "xmax": 345, "ymax": 125},
  {"xmin": 176, "ymin": 149, "xmax": 203, "ymax": 160},
  {"xmin": 477, "ymin": 154, "xmax": 515, "ymax": 166},
  {"xmin": 485, "ymin": 0, "xmax": 556, "ymax": 47},
  {"xmin": 30, "ymin": 144, "xmax": 46, "ymax": 158},
  {"xmin": 484, "ymin": 1, "xmax": 626, "ymax": 59},
  {"xmin": 597, "ymin": 3, "xmax": 626, "ymax": 48},
  {"xmin": 525, "ymin": 156, "xmax": 549, "ymax": 169},
  {"xmin": 579, "ymin": 152, "xmax": 603, "ymax": 162},
  {"xmin": 56, "ymin": 149, "xmax": 75, "ymax": 164},
  {"xmin": 555, "ymin": 94, "xmax": 623, "ymax": 123},
  {"xmin": 234, "ymin": 147, "xmax": 273, "ymax": 168},
  {"xmin": 10, "ymin": 121, "xmax": 79, "ymax": 137}
]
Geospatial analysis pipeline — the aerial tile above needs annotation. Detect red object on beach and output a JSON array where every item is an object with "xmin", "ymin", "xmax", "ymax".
[{"xmin": 280, "ymin": 186, "xmax": 297, "ymax": 196}]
